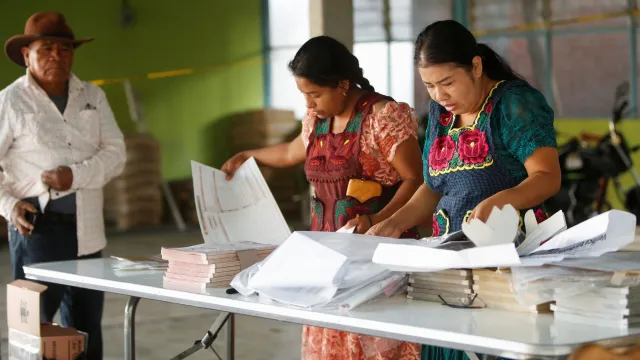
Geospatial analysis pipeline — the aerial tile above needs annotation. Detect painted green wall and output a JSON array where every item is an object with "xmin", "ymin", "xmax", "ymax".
[{"xmin": 0, "ymin": 1, "xmax": 264, "ymax": 180}]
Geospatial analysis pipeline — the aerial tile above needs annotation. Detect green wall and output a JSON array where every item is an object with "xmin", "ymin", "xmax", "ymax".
[{"xmin": 0, "ymin": 1, "xmax": 264, "ymax": 180}]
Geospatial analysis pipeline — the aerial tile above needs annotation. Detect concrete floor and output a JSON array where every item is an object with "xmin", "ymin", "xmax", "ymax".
[{"xmin": 0, "ymin": 228, "xmax": 303, "ymax": 360}]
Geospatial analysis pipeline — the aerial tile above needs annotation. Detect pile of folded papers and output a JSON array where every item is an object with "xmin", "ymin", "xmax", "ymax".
[
  {"xmin": 473, "ymin": 269, "xmax": 552, "ymax": 313},
  {"xmin": 161, "ymin": 242, "xmax": 276, "ymax": 292},
  {"xmin": 407, "ymin": 269, "xmax": 475, "ymax": 306},
  {"xmin": 552, "ymin": 286, "xmax": 640, "ymax": 328}
]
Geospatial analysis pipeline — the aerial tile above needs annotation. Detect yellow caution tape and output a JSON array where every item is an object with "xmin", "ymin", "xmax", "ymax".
[
  {"xmin": 89, "ymin": 56, "xmax": 265, "ymax": 86},
  {"xmin": 473, "ymin": 8, "xmax": 640, "ymax": 37}
]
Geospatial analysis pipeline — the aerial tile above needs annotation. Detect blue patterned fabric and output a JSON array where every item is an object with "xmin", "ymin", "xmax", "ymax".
[
  {"xmin": 421, "ymin": 80, "xmax": 556, "ymax": 359},
  {"xmin": 423, "ymin": 80, "xmax": 556, "ymax": 236}
]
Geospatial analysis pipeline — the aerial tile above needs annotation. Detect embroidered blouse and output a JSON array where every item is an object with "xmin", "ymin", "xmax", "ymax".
[
  {"xmin": 423, "ymin": 83, "xmax": 556, "ymax": 188},
  {"xmin": 302, "ymin": 101, "xmax": 418, "ymax": 186}
]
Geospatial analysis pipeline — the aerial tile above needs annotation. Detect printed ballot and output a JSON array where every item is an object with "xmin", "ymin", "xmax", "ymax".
[
  {"xmin": 159, "ymin": 158, "xmax": 290, "ymax": 292},
  {"xmin": 191, "ymin": 157, "xmax": 291, "ymax": 245}
]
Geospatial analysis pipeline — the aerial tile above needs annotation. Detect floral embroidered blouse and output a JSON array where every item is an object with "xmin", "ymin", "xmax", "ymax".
[
  {"xmin": 424, "ymin": 81, "xmax": 557, "ymax": 187},
  {"xmin": 422, "ymin": 80, "xmax": 557, "ymax": 236},
  {"xmin": 302, "ymin": 101, "xmax": 418, "ymax": 186}
]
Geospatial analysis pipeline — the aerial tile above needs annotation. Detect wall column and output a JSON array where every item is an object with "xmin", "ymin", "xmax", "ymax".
[{"xmin": 308, "ymin": 0, "xmax": 354, "ymax": 50}]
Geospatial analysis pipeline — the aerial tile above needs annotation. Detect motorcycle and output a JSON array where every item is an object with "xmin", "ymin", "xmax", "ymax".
[{"xmin": 546, "ymin": 81, "xmax": 640, "ymax": 227}]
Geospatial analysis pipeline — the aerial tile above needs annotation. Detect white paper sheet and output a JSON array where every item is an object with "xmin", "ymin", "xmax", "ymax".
[
  {"xmin": 527, "ymin": 210, "xmax": 636, "ymax": 258},
  {"xmin": 337, "ymin": 226, "xmax": 356, "ymax": 233},
  {"xmin": 372, "ymin": 242, "xmax": 521, "ymax": 272},
  {"xmin": 248, "ymin": 232, "xmax": 348, "ymax": 289},
  {"xmin": 461, "ymin": 204, "xmax": 520, "ymax": 247},
  {"xmin": 548, "ymin": 252, "xmax": 640, "ymax": 272},
  {"xmin": 516, "ymin": 210, "xmax": 567, "ymax": 256},
  {"xmin": 370, "ymin": 209, "xmax": 637, "ymax": 271},
  {"xmin": 191, "ymin": 158, "xmax": 291, "ymax": 245},
  {"xmin": 231, "ymin": 231, "xmax": 406, "ymax": 308}
]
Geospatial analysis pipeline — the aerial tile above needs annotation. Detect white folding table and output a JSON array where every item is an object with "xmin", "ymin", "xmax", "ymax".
[{"xmin": 23, "ymin": 259, "xmax": 640, "ymax": 360}]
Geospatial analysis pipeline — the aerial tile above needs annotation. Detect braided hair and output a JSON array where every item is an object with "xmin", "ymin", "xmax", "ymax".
[
  {"xmin": 288, "ymin": 36, "xmax": 375, "ymax": 92},
  {"xmin": 414, "ymin": 20, "xmax": 522, "ymax": 81}
]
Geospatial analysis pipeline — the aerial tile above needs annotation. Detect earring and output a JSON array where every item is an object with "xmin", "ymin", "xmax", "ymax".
[{"xmin": 342, "ymin": 91, "xmax": 347, "ymax": 96}]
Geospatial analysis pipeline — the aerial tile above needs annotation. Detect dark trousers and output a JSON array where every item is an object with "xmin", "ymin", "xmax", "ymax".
[{"xmin": 9, "ymin": 213, "xmax": 104, "ymax": 360}]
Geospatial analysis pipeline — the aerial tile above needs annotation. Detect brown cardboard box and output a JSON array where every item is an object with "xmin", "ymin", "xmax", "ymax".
[{"xmin": 7, "ymin": 280, "xmax": 86, "ymax": 360}]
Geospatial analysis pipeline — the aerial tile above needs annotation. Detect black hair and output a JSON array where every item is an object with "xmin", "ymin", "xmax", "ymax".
[
  {"xmin": 288, "ymin": 35, "xmax": 374, "ymax": 92},
  {"xmin": 414, "ymin": 20, "xmax": 522, "ymax": 81}
]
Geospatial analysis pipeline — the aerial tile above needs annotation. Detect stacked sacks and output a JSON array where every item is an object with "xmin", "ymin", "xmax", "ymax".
[{"xmin": 104, "ymin": 133, "xmax": 163, "ymax": 230}]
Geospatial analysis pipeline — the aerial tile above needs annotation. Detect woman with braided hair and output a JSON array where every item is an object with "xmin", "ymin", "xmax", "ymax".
[{"xmin": 222, "ymin": 35, "xmax": 423, "ymax": 359}]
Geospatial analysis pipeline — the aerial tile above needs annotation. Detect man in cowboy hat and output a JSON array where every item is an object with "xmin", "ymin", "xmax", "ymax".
[{"xmin": 0, "ymin": 12, "xmax": 126, "ymax": 359}]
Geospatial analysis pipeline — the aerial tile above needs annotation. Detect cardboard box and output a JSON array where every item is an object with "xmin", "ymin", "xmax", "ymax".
[{"xmin": 7, "ymin": 280, "xmax": 86, "ymax": 360}]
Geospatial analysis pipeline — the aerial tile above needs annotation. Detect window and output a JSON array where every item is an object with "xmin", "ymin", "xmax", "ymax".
[
  {"xmin": 267, "ymin": 0, "xmax": 310, "ymax": 119},
  {"xmin": 268, "ymin": 0, "xmax": 415, "ymax": 117},
  {"xmin": 353, "ymin": 0, "xmax": 414, "ymax": 105}
]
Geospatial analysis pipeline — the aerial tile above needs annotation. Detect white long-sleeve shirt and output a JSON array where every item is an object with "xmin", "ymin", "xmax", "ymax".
[{"xmin": 0, "ymin": 71, "xmax": 126, "ymax": 256}]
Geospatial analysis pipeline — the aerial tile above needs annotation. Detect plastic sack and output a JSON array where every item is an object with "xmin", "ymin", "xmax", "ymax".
[
  {"xmin": 510, "ymin": 265, "xmax": 640, "ymax": 305},
  {"xmin": 316, "ymin": 272, "xmax": 407, "ymax": 311},
  {"xmin": 230, "ymin": 231, "xmax": 412, "ymax": 309}
]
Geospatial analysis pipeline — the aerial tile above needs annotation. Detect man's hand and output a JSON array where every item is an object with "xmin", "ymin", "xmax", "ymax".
[
  {"xmin": 42, "ymin": 166, "xmax": 73, "ymax": 191},
  {"xmin": 11, "ymin": 201, "xmax": 37, "ymax": 235}
]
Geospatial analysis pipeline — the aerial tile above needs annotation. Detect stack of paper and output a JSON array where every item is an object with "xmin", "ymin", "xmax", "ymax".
[
  {"xmin": 552, "ymin": 286, "xmax": 640, "ymax": 328},
  {"xmin": 473, "ymin": 269, "xmax": 552, "ymax": 313},
  {"xmin": 161, "ymin": 242, "xmax": 276, "ymax": 292},
  {"xmin": 407, "ymin": 269, "xmax": 474, "ymax": 306}
]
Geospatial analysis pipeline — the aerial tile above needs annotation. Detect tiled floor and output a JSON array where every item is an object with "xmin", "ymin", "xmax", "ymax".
[{"xmin": 0, "ymin": 228, "xmax": 302, "ymax": 360}]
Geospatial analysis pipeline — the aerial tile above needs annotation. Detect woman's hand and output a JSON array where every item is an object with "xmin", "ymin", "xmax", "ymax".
[
  {"xmin": 221, "ymin": 152, "xmax": 250, "ymax": 180},
  {"xmin": 343, "ymin": 215, "xmax": 374, "ymax": 234},
  {"xmin": 365, "ymin": 217, "xmax": 404, "ymax": 238},
  {"xmin": 469, "ymin": 192, "xmax": 509, "ymax": 223}
]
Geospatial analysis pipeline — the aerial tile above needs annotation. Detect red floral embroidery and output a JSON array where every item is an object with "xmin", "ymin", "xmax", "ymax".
[
  {"xmin": 302, "ymin": 325, "xmax": 421, "ymax": 360},
  {"xmin": 485, "ymin": 100, "xmax": 494, "ymax": 114},
  {"xmin": 432, "ymin": 216, "xmax": 441, "ymax": 237},
  {"xmin": 360, "ymin": 152, "xmax": 380, "ymax": 178},
  {"xmin": 378, "ymin": 135, "xmax": 396, "ymax": 159},
  {"xmin": 439, "ymin": 112, "xmax": 453, "ymax": 126},
  {"xmin": 429, "ymin": 136, "xmax": 455, "ymax": 171},
  {"xmin": 457, "ymin": 129, "xmax": 489, "ymax": 164},
  {"xmin": 535, "ymin": 208, "xmax": 547, "ymax": 223}
]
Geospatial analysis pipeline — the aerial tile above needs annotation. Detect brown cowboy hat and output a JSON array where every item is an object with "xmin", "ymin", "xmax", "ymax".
[{"xmin": 4, "ymin": 11, "xmax": 93, "ymax": 67}]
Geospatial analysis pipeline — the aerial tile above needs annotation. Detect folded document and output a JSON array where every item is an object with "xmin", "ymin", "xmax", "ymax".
[{"xmin": 372, "ymin": 208, "xmax": 636, "ymax": 272}]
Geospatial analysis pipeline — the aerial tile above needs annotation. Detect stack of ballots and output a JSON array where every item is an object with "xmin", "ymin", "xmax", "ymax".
[
  {"xmin": 473, "ymin": 268, "xmax": 552, "ymax": 313},
  {"xmin": 407, "ymin": 269, "xmax": 474, "ymax": 306},
  {"xmin": 161, "ymin": 242, "xmax": 276, "ymax": 292},
  {"xmin": 552, "ymin": 286, "xmax": 640, "ymax": 328}
]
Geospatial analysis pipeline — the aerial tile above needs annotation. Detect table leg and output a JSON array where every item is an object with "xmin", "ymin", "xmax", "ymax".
[
  {"xmin": 226, "ymin": 313, "xmax": 235, "ymax": 360},
  {"xmin": 124, "ymin": 296, "xmax": 141, "ymax": 360}
]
